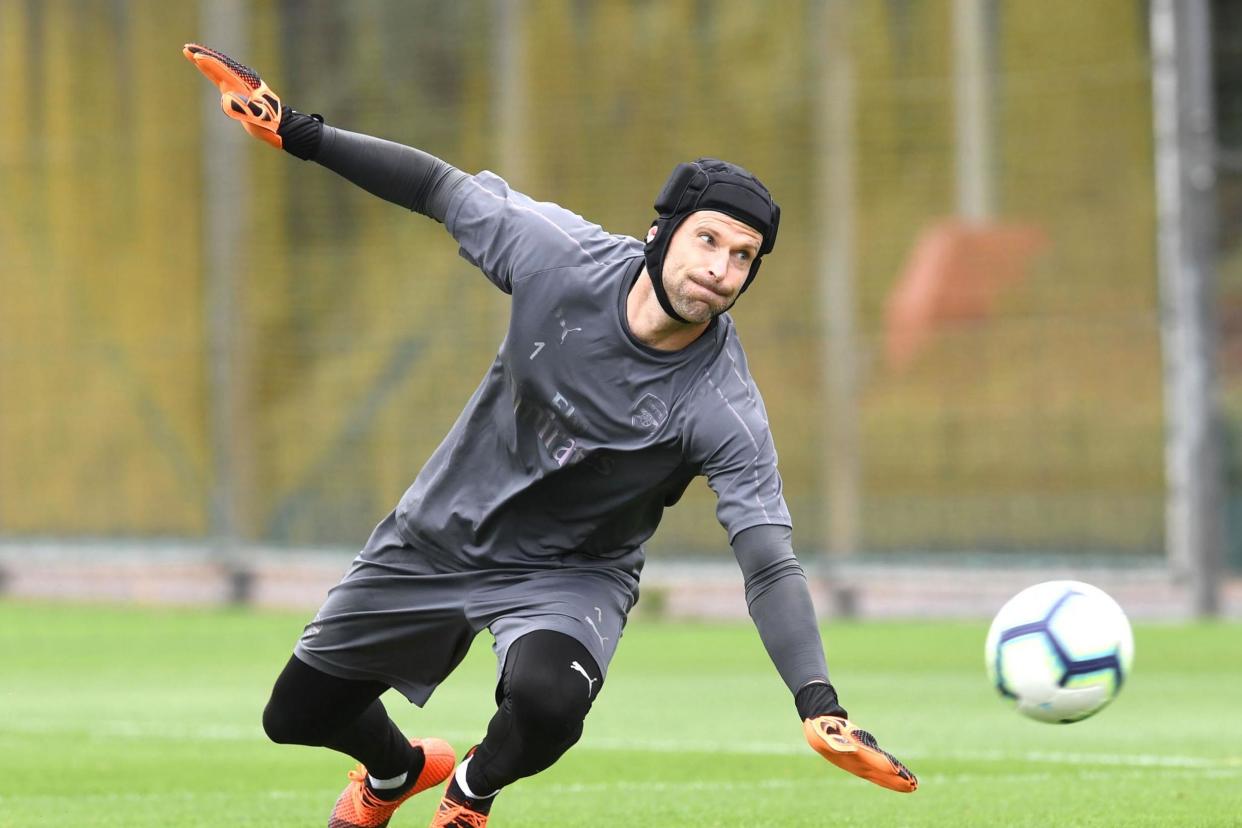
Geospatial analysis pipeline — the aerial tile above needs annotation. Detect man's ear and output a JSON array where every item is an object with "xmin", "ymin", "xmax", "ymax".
[{"xmin": 645, "ymin": 223, "xmax": 659, "ymax": 243}]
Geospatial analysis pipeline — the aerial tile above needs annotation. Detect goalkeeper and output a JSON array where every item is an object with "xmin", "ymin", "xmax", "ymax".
[{"xmin": 184, "ymin": 44, "xmax": 917, "ymax": 828}]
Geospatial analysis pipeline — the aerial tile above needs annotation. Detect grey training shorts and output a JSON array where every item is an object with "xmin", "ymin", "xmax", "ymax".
[{"xmin": 294, "ymin": 511, "xmax": 639, "ymax": 705}]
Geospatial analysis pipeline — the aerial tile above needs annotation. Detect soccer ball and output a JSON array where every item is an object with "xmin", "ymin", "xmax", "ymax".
[{"xmin": 985, "ymin": 580, "xmax": 1134, "ymax": 723}]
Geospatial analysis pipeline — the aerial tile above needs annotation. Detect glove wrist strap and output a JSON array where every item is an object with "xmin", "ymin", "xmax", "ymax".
[
  {"xmin": 279, "ymin": 108, "xmax": 324, "ymax": 160},
  {"xmin": 796, "ymin": 681, "xmax": 847, "ymax": 721}
]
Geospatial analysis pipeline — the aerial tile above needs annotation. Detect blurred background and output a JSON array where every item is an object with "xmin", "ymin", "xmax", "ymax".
[{"xmin": 1, "ymin": 0, "xmax": 1239, "ymax": 618}]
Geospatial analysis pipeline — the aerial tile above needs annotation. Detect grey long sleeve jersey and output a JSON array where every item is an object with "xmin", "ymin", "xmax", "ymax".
[{"xmin": 303, "ymin": 124, "xmax": 832, "ymax": 701}]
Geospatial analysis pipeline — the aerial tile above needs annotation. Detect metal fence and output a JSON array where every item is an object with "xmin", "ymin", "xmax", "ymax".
[{"xmin": 1, "ymin": 0, "xmax": 1236, "ymax": 590}]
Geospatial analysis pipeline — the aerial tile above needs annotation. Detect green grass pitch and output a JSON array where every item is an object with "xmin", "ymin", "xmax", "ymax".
[{"xmin": 1, "ymin": 601, "xmax": 1238, "ymax": 826}]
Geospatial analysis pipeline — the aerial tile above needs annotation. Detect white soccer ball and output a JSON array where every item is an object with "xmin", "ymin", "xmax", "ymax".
[{"xmin": 985, "ymin": 580, "xmax": 1134, "ymax": 723}]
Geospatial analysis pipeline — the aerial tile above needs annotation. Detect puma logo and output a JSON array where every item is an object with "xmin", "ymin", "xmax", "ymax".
[
  {"xmin": 559, "ymin": 319, "xmax": 582, "ymax": 344},
  {"xmin": 585, "ymin": 615, "xmax": 609, "ymax": 646},
  {"xmin": 569, "ymin": 660, "xmax": 599, "ymax": 696}
]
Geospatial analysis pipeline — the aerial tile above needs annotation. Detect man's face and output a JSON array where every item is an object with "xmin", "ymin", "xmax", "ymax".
[{"xmin": 660, "ymin": 210, "xmax": 764, "ymax": 324}]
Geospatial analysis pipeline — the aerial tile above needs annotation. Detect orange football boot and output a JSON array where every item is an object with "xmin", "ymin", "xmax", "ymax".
[
  {"xmin": 328, "ymin": 737, "xmax": 456, "ymax": 828},
  {"xmin": 427, "ymin": 748, "xmax": 492, "ymax": 828},
  {"xmin": 803, "ymin": 716, "xmax": 918, "ymax": 793},
  {"xmin": 428, "ymin": 795, "xmax": 490, "ymax": 828}
]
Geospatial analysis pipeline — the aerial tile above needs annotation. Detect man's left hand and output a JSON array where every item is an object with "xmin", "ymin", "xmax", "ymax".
[{"xmin": 803, "ymin": 716, "xmax": 919, "ymax": 793}]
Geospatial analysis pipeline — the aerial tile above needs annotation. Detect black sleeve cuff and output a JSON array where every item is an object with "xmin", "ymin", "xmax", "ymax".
[
  {"xmin": 277, "ymin": 107, "xmax": 324, "ymax": 160},
  {"xmin": 795, "ymin": 681, "xmax": 847, "ymax": 721}
]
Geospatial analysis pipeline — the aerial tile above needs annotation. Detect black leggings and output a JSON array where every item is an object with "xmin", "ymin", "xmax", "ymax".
[
  {"xmin": 262, "ymin": 656, "xmax": 415, "ymax": 778},
  {"xmin": 261, "ymin": 630, "xmax": 603, "ymax": 791},
  {"xmin": 470, "ymin": 629, "xmax": 603, "ymax": 794}
]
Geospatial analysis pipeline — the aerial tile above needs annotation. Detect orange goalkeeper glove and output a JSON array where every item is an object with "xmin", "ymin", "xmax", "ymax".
[
  {"xmin": 183, "ymin": 43, "xmax": 283, "ymax": 148},
  {"xmin": 804, "ymin": 716, "xmax": 919, "ymax": 793}
]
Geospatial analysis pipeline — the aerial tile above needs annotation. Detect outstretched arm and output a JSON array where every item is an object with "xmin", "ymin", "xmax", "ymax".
[
  {"xmin": 183, "ymin": 43, "xmax": 467, "ymax": 222},
  {"xmin": 732, "ymin": 524, "xmax": 842, "ymax": 714},
  {"xmin": 282, "ymin": 115, "xmax": 468, "ymax": 222},
  {"xmin": 732, "ymin": 525, "xmax": 918, "ymax": 793}
]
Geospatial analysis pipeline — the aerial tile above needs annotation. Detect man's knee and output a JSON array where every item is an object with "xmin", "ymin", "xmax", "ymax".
[
  {"xmin": 262, "ymin": 696, "xmax": 301, "ymax": 745},
  {"xmin": 262, "ymin": 654, "xmax": 387, "ymax": 746},
  {"xmin": 262, "ymin": 693, "xmax": 333, "ymax": 746},
  {"xmin": 504, "ymin": 632, "xmax": 602, "ymax": 733},
  {"xmin": 509, "ymin": 671, "xmax": 593, "ymax": 733}
]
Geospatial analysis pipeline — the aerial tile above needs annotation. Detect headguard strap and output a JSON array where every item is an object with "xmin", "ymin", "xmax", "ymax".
[{"xmin": 643, "ymin": 158, "xmax": 780, "ymax": 323}]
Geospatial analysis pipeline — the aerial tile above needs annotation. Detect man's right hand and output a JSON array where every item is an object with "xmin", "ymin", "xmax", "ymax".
[{"xmin": 183, "ymin": 43, "xmax": 283, "ymax": 149}]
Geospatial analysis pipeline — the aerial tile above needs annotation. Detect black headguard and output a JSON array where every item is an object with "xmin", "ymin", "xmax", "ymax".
[{"xmin": 643, "ymin": 158, "xmax": 780, "ymax": 323}]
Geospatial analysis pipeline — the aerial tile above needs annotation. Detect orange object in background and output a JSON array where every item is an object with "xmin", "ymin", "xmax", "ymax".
[{"xmin": 884, "ymin": 220, "xmax": 1047, "ymax": 370}]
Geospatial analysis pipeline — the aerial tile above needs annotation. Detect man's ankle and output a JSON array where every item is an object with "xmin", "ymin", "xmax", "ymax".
[{"xmin": 368, "ymin": 743, "xmax": 426, "ymax": 801}]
